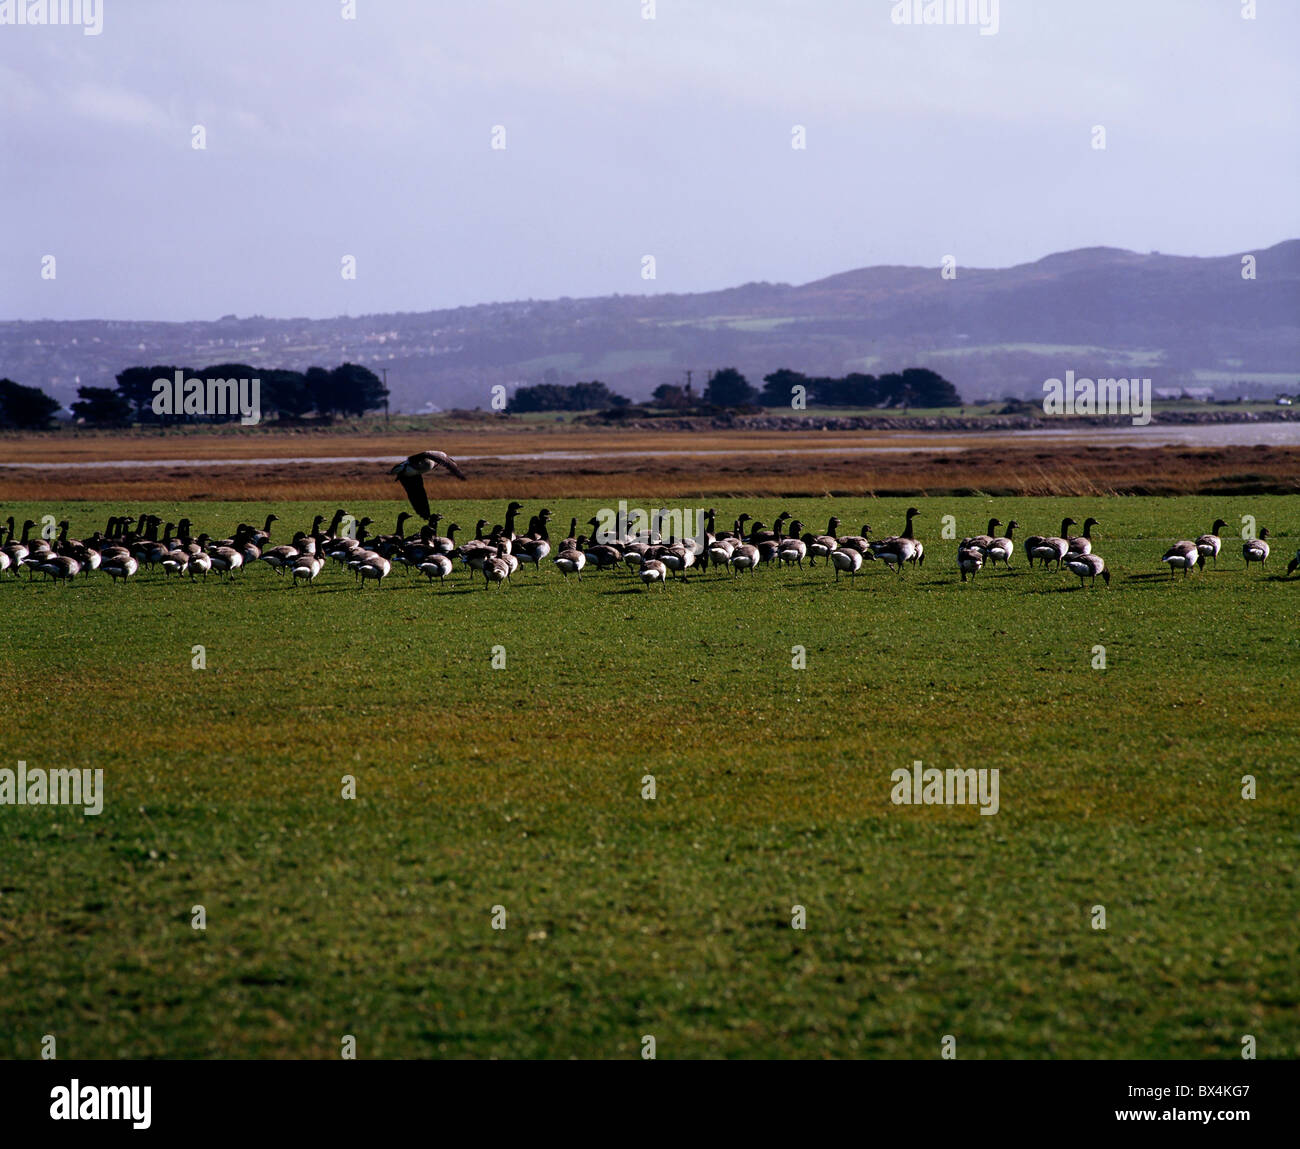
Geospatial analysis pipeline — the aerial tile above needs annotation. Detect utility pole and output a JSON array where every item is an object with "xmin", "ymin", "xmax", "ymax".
[
  {"xmin": 382, "ymin": 367, "xmax": 389, "ymax": 427},
  {"xmin": 684, "ymin": 369, "xmax": 693, "ymax": 399}
]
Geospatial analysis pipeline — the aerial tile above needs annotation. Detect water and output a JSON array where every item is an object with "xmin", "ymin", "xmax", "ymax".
[{"xmin": 3, "ymin": 421, "xmax": 1296, "ymax": 470}]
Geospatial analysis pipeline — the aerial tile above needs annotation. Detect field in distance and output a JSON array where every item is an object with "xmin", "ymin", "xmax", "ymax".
[{"xmin": 0, "ymin": 494, "xmax": 1295, "ymax": 1058}]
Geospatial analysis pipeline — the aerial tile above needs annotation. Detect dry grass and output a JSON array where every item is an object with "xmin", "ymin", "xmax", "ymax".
[{"xmin": 2, "ymin": 442, "xmax": 1298, "ymax": 501}]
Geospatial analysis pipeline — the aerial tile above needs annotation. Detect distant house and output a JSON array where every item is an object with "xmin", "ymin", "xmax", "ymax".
[{"xmin": 1277, "ymin": 395, "xmax": 1293, "ymax": 406}]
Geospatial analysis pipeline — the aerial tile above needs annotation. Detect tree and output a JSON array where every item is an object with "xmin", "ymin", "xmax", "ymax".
[
  {"xmin": 703, "ymin": 367, "xmax": 757, "ymax": 407},
  {"xmin": 70, "ymin": 386, "xmax": 132, "ymax": 427},
  {"xmin": 260, "ymin": 369, "xmax": 312, "ymax": 419},
  {"xmin": 303, "ymin": 366, "xmax": 338, "ymax": 415},
  {"xmin": 0, "ymin": 378, "xmax": 61, "ymax": 428},
  {"xmin": 507, "ymin": 380, "xmax": 627, "ymax": 413},
  {"xmin": 329, "ymin": 363, "xmax": 388, "ymax": 416},
  {"xmin": 194, "ymin": 363, "xmax": 258, "ymax": 422},
  {"xmin": 651, "ymin": 383, "xmax": 690, "ymax": 410},
  {"xmin": 760, "ymin": 369, "xmax": 808, "ymax": 407},
  {"xmin": 900, "ymin": 367, "xmax": 961, "ymax": 407},
  {"xmin": 114, "ymin": 365, "xmax": 192, "ymax": 423}
]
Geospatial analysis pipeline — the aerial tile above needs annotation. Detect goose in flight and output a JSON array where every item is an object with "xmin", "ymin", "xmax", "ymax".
[{"xmin": 389, "ymin": 450, "xmax": 467, "ymax": 518}]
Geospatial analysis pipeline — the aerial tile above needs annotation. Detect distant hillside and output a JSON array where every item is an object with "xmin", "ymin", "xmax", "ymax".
[{"xmin": 3, "ymin": 241, "xmax": 1297, "ymax": 412}]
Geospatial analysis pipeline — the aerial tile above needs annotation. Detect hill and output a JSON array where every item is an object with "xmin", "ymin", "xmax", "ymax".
[{"xmin": 3, "ymin": 241, "xmax": 1297, "ymax": 412}]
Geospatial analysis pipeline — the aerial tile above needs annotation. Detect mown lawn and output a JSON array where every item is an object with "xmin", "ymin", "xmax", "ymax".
[{"xmin": 0, "ymin": 496, "xmax": 1296, "ymax": 1059}]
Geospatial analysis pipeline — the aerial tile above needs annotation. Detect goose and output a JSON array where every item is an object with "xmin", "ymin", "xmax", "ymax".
[
  {"xmin": 389, "ymin": 449, "xmax": 467, "ymax": 518},
  {"xmin": 715, "ymin": 513, "xmax": 751, "ymax": 542},
  {"xmin": 3, "ymin": 519, "xmax": 35, "ymax": 567},
  {"xmin": 418, "ymin": 554, "xmax": 454, "ymax": 584},
  {"xmin": 750, "ymin": 512, "xmax": 791, "ymax": 545},
  {"xmin": 291, "ymin": 554, "xmax": 324, "ymax": 586},
  {"xmin": 249, "ymin": 514, "xmax": 279, "ymax": 546},
  {"xmin": 698, "ymin": 508, "xmax": 718, "ymax": 570},
  {"xmin": 807, "ymin": 517, "xmax": 841, "ymax": 565},
  {"xmin": 514, "ymin": 513, "xmax": 553, "ymax": 572},
  {"xmin": 0, "ymin": 550, "xmax": 9, "ymax": 577},
  {"xmin": 582, "ymin": 521, "xmax": 623, "ymax": 571},
  {"xmin": 729, "ymin": 542, "xmax": 761, "ymax": 574},
  {"xmin": 483, "ymin": 547, "xmax": 513, "ymax": 589},
  {"xmin": 1160, "ymin": 540, "xmax": 1201, "ymax": 578},
  {"xmin": 553, "ymin": 542, "xmax": 587, "ymax": 580},
  {"xmin": 1025, "ymin": 518, "xmax": 1075, "ymax": 568},
  {"xmin": 708, "ymin": 538, "xmax": 736, "ymax": 569},
  {"xmin": 961, "ymin": 518, "xmax": 1002, "ymax": 552},
  {"xmin": 1027, "ymin": 518, "xmax": 1076, "ymax": 571},
  {"xmin": 872, "ymin": 508, "xmax": 924, "ymax": 568},
  {"xmin": 38, "ymin": 554, "xmax": 81, "ymax": 584},
  {"xmin": 1242, "ymin": 529, "xmax": 1271, "ymax": 570},
  {"xmin": 986, "ymin": 521, "xmax": 1017, "ymax": 568},
  {"xmin": 188, "ymin": 552, "xmax": 212, "ymax": 580},
  {"xmin": 160, "ymin": 549, "xmax": 190, "ymax": 578},
  {"xmin": 1064, "ymin": 552, "xmax": 1109, "ymax": 587},
  {"xmin": 259, "ymin": 541, "xmax": 302, "ymax": 574},
  {"xmin": 429, "ymin": 521, "xmax": 460, "ymax": 556},
  {"xmin": 207, "ymin": 546, "xmax": 245, "ymax": 580},
  {"xmin": 1195, "ymin": 519, "xmax": 1228, "ymax": 566},
  {"xmin": 837, "ymin": 524, "xmax": 873, "ymax": 554},
  {"xmin": 1286, "ymin": 549, "xmax": 1300, "ymax": 577},
  {"xmin": 357, "ymin": 554, "xmax": 391, "ymax": 586},
  {"xmin": 102, "ymin": 555, "xmax": 139, "ymax": 584},
  {"xmin": 1066, "ymin": 517, "xmax": 1099, "ymax": 556},
  {"xmin": 876, "ymin": 537, "xmax": 920, "ymax": 575},
  {"xmin": 639, "ymin": 558, "xmax": 668, "ymax": 588},
  {"xmin": 496, "ymin": 502, "xmax": 525, "ymax": 542},
  {"xmin": 76, "ymin": 545, "xmax": 102, "ymax": 575},
  {"xmin": 778, "ymin": 521, "xmax": 808, "ymax": 567},
  {"xmin": 658, "ymin": 540, "xmax": 695, "ymax": 578},
  {"xmin": 830, "ymin": 546, "xmax": 863, "ymax": 582},
  {"xmin": 957, "ymin": 545, "xmax": 984, "ymax": 582}
]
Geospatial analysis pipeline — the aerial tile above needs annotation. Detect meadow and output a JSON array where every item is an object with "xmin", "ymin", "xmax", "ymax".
[{"xmin": 0, "ymin": 494, "xmax": 1297, "ymax": 1059}]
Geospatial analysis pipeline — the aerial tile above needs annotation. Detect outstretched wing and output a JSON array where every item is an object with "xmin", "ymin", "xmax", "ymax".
[
  {"xmin": 422, "ymin": 450, "xmax": 467, "ymax": 481},
  {"xmin": 397, "ymin": 473, "xmax": 431, "ymax": 518}
]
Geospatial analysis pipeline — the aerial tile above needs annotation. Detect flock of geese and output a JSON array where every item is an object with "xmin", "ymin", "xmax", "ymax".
[{"xmin": 0, "ymin": 505, "xmax": 1292, "ymax": 591}]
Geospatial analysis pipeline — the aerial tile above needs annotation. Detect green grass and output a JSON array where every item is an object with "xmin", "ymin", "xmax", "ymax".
[{"xmin": 1, "ymin": 496, "xmax": 1296, "ymax": 1059}]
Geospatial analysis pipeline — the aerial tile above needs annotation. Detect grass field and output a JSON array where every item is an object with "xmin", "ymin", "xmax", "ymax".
[{"xmin": 1, "ymin": 495, "xmax": 1297, "ymax": 1059}]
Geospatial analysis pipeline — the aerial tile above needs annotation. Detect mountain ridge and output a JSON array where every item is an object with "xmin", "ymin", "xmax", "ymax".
[{"xmin": 3, "ymin": 241, "xmax": 1296, "ymax": 410}]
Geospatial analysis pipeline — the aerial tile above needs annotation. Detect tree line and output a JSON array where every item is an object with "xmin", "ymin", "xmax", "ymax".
[
  {"xmin": 508, "ymin": 366, "xmax": 959, "ymax": 414},
  {"xmin": 0, "ymin": 363, "xmax": 388, "ymax": 428},
  {"xmin": 1, "ymin": 361, "xmax": 961, "ymax": 428}
]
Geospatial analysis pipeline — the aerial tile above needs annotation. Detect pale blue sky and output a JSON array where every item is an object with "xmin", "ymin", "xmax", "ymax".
[{"xmin": 1, "ymin": 0, "xmax": 1296, "ymax": 320}]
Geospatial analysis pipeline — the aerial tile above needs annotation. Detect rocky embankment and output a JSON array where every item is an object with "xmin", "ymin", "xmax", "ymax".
[{"xmin": 580, "ymin": 409, "xmax": 1300, "ymax": 432}]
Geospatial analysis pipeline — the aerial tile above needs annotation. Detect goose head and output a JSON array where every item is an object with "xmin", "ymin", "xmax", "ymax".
[
  {"xmin": 1211, "ymin": 518, "xmax": 1228, "ymax": 534},
  {"xmin": 1259, "ymin": 528, "xmax": 1271, "ymax": 540}
]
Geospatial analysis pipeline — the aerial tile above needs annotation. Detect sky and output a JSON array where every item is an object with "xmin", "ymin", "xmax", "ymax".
[{"xmin": 0, "ymin": 0, "xmax": 1296, "ymax": 322}]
